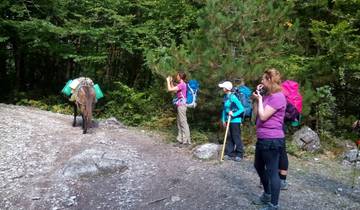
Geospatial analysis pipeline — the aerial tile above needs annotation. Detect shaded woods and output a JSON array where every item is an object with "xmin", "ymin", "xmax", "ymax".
[
  {"xmin": 0, "ymin": 0, "xmax": 198, "ymax": 93},
  {"xmin": 1, "ymin": 0, "xmax": 360, "ymax": 148}
]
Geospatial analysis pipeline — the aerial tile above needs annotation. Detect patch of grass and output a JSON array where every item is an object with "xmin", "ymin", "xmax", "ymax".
[
  {"xmin": 141, "ymin": 111, "xmax": 176, "ymax": 129},
  {"xmin": 241, "ymin": 123, "xmax": 257, "ymax": 145},
  {"xmin": 286, "ymin": 141, "xmax": 306, "ymax": 158},
  {"xmin": 244, "ymin": 144, "xmax": 255, "ymax": 157},
  {"xmin": 318, "ymin": 131, "xmax": 348, "ymax": 159},
  {"xmin": 16, "ymin": 98, "xmax": 73, "ymax": 115},
  {"xmin": 191, "ymin": 130, "xmax": 209, "ymax": 145}
]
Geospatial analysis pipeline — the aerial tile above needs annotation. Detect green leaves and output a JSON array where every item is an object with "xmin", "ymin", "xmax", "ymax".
[
  {"xmin": 105, "ymin": 82, "xmax": 159, "ymax": 126},
  {"xmin": 1, "ymin": 0, "xmax": 359, "ymax": 142},
  {"xmin": 145, "ymin": 0, "xmax": 302, "ymax": 130},
  {"xmin": 0, "ymin": 36, "xmax": 9, "ymax": 42},
  {"xmin": 151, "ymin": 0, "xmax": 300, "ymax": 81}
]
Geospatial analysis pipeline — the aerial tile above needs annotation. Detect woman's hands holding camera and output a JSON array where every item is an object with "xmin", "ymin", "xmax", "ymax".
[
  {"xmin": 256, "ymin": 84, "xmax": 264, "ymax": 92},
  {"xmin": 253, "ymin": 84, "xmax": 264, "ymax": 100},
  {"xmin": 166, "ymin": 76, "xmax": 174, "ymax": 84}
]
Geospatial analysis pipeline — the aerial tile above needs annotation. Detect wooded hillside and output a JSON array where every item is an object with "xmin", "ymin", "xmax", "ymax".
[{"xmin": 1, "ymin": 0, "xmax": 360, "ymax": 146}]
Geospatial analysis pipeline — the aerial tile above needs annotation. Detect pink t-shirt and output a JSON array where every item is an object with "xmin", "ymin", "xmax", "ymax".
[
  {"xmin": 256, "ymin": 92, "xmax": 286, "ymax": 139},
  {"xmin": 176, "ymin": 81, "xmax": 187, "ymax": 106}
]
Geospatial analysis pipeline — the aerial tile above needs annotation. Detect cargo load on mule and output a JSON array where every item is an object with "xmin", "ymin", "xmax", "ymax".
[{"xmin": 61, "ymin": 77, "xmax": 104, "ymax": 134}]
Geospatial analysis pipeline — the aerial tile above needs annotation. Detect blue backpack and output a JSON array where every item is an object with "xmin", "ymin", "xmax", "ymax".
[
  {"xmin": 186, "ymin": 80, "xmax": 200, "ymax": 108},
  {"xmin": 232, "ymin": 85, "xmax": 252, "ymax": 119},
  {"xmin": 173, "ymin": 80, "xmax": 200, "ymax": 108}
]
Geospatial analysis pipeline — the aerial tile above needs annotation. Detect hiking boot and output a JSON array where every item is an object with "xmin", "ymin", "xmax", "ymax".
[
  {"xmin": 260, "ymin": 203, "xmax": 279, "ymax": 210},
  {"xmin": 280, "ymin": 180, "xmax": 288, "ymax": 190},
  {"xmin": 173, "ymin": 142, "xmax": 183, "ymax": 147},
  {"xmin": 234, "ymin": 156, "xmax": 242, "ymax": 162},
  {"xmin": 252, "ymin": 192, "xmax": 271, "ymax": 205},
  {"xmin": 223, "ymin": 155, "xmax": 232, "ymax": 161},
  {"xmin": 180, "ymin": 143, "xmax": 191, "ymax": 148}
]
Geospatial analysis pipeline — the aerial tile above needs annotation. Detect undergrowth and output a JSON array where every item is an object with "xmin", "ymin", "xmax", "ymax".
[{"xmin": 9, "ymin": 87, "xmax": 353, "ymax": 161}]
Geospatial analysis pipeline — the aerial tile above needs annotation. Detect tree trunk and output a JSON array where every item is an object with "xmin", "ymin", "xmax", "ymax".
[
  {"xmin": 127, "ymin": 53, "xmax": 142, "ymax": 87},
  {"xmin": 0, "ymin": 42, "xmax": 8, "ymax": 96},
  {"xmin": 12, "ymin": 38, "xmax": 25, "ymax": 92},
  {"xmin": 0, "ymin": 43, "xmax": 7, "ymax": 81}
]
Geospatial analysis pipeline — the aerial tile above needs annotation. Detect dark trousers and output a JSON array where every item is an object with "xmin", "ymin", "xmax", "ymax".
[
  {"xmin": 279, "ymin": 140, "xmax": 288, "ymax": 171},
  {"xmin": 225, "ymin": 123, "xmax": 244, "ymax": 158},
  {"xmin": 254, "ymin": 138, "xmax": 284, "ymax": 206},
  {"xmin": 280, "ymin": 123, "xmax": 289, "ymax": 171}
]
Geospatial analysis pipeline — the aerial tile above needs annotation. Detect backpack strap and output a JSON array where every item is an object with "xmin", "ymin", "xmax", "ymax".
[
  {"xmin": 173, "ymin": 86, "xmax": 186, "ymax": 106},
  {"xmin": 177, "ymin": 91, "xmax": 186, "ymax": 105},
  {"xmin": 186, "ymin": 84, "xmax": 198, "ymax": 108},
  {"xmin": 227, "ymin": 93, "xmax": 241, "ymax": 119}
]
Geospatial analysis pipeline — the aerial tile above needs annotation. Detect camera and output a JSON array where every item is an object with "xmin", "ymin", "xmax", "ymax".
[{"xmin": 257, "ymin": 87, "xmax": 266, "ymax": 96}]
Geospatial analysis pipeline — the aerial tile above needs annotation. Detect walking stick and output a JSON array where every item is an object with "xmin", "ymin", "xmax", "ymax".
[
  {"xmin": 352, "ymin": 140, "xmax": 360, "ymax": 188},
  {"xmin": 351, "ymin": 118, "xmax": 360, "ymax": 188},
  {"xmin": 220, "ymin": 115, "xmax": 232, "ymax": 161}
]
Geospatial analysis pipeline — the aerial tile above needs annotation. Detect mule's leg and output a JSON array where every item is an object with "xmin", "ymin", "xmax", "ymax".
[
  {"xmin": 83, "ymin": 115, "xmax": 87, "ymax": 134},
  {"xmin": 81, "ymin": 114, "xmax": 85, "ymax": 129},
  {"xmin": 73, "ymin": 104, "xmax": 77, "ymax": 127}
]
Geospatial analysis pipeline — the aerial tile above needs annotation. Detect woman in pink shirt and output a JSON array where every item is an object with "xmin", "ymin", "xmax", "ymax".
[
  {"xmin": 252, "ymin": 68, "xmax": 286, "ymax": 210},
  {"xmin": 166, "ymin": 72, "xmax": 191, "ymax": 146}
]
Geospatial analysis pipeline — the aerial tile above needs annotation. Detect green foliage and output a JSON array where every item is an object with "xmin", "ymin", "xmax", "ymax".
[
  {"xmin": 190, "ymin": 130, "xmax": 209, "ymax": 145},
  {"xmin": 142, "ymin": 111, "xmax": 176, "ymax": 129},
  {"xmin": 17, "ymin": 99, "xmax": 50, "ymax": 110},
  {"xmin": 294, "ymin": 0, "xmax": 360, "ymax": 116},
  {"xmin": 16, "ymin": 98, "xmax": 72, "ymax": 114},
  {"xmin": 1, "ymin": 0, "xmax": 360, "ymax": 156},
  {"xmin": 0, "ymin": 0, "xmax": 200, "ymax": 94},
  {"xmin": 104, "ymin": 82, "xmax": 162, "ymax": 126},
  {"xmin": 301, "ymin": 81, "xmax": 317, "ymax": 116},
  {"xmin": 147, "ymin": 0, "xmax": 300, "ymax": 131},
  {"xmin": 149, "ymin": 0, "xmax": 300, "ymax": 79},
  {"xmin": 286, "ymin": 140, "xmax": 303, "ymax": 158},
  {"xmin": 300, "ymin": 80, "xmax": 318, "ymax": 126},
  {"xmin": 315, "ymin": 86, "xmax": 336, "ymax": 133}
]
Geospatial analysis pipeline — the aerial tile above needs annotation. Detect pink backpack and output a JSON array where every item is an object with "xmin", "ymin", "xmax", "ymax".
[{"xmin": 281, "ymin": 80, "xmax": 302, "ymax": 122}]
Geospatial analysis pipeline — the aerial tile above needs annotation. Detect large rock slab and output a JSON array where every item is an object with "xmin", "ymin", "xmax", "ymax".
[
  {"xmin": 99, "ymin": 117, "xmax": 126, "ymax": 129},
  {"xmin": 193, "ymin": 143, "xmax": 221, "ymax": 160},
  {"xmin": 62, "ymin": 149, "xmax": 128, "ymax": 178},
  {"xmin": 292, "ymin": 126, "xmax": 321, "ymax": 152},
  {"xmin": 344, "ymin": 149, "xmax": 360, "ymax": 162}
]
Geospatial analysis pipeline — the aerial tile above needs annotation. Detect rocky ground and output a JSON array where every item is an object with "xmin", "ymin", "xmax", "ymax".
[{"xmin": 0, "ymin": 103, "xmax": 359, "ymax": 210}]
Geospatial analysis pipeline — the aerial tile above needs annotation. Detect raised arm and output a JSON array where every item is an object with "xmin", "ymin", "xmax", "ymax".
[
  {"xmin": 166, "ymin": 77, "xmax": 179, "ymax": 92},
  {"xmin": 253, "ymin": 90, "xmax": 277, "ymax": 121}
]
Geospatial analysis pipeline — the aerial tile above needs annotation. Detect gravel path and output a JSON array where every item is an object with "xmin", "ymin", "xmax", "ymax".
[{"xmin": 0, "ymin": 103, "xmax": 359, "ymax": 210}]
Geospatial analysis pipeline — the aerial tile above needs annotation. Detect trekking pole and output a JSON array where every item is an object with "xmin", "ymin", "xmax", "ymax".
[
  {"xmin": 220, "ymin": 115, "xmax": 232, "ymax": 162},
  {"xmin": 352, "ymin": 140, "xmax": 360, "ymax": 188}
]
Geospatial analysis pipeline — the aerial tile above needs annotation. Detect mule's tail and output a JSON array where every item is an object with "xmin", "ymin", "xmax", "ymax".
[{"xmin": 84, "ymin": 86, "xmax": 93, "ymax": 125}]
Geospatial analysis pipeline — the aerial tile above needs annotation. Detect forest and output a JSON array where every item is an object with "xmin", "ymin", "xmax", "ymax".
[{"xmin": 1, "ymin": 0, "xmax": 360, "ymax": 152}]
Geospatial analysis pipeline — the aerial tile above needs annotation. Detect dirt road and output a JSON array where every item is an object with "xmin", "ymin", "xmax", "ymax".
[{"xmin": 0, "ymin": 104, "xmax": 359, "ymax": 210}]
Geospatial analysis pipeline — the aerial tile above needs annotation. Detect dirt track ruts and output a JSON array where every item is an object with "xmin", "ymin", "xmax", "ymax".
[{"xmin": 0, "ymin": 103, "xmax": 359, "ymax": 210}]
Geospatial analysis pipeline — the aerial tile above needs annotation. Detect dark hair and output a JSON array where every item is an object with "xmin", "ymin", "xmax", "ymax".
[{"xmin": 177, "ymin": 72, "xmax": 186, "ymax": 81}]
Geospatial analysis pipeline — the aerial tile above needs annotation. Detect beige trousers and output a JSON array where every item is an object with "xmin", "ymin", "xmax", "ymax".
[{"xmin": 176, "ymin": 105, "xmax": 191, "ymax": 144}]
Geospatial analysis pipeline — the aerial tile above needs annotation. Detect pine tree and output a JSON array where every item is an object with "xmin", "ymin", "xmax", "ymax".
[{"xmin": 147, "ymin": 0, "xmax": 300, "ymax": 124}]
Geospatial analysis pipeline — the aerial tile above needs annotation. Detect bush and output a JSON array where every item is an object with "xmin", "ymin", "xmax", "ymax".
[
  {"xmin": 190, "ymin": 130, "xmax": 209, "ymax": 144},
  {"xmin": 17, "ymin": 99, "xmax": 49, "ymax": 110},
  {"xmin": 286, "ymin": 140, "xmax": 304, "ymax": 158},
  {"xmin": 104, "ymin": 82, "xmax": 165, "ymax": 126},
  {"xmin": 142, "ymin": 113, "xmax": 176, "ymax": 129},
  {"xmin": 16, "ymin": 98, "xmax": 73, "ymax": 115}
]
